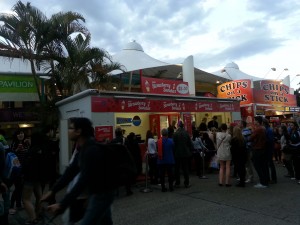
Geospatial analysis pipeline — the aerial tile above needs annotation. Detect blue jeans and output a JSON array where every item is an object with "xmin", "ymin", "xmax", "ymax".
[{"xmin": 80, "ymin": 191, "xmax": 115, "ymax": 225}]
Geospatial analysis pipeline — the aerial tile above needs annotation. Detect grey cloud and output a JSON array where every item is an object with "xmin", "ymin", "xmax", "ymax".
[
  {"xmin": 247, "ymin": 0, "xmax": 300, "ymax": 19},
  {"xmin": 193, "ymin": 36, "xmax": 284, "ymax": 69}
]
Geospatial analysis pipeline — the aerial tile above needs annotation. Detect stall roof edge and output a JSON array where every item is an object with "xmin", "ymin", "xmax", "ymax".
[{"xmin": 55, "ymin": 89, "xmax": 240, "ymax": 107}]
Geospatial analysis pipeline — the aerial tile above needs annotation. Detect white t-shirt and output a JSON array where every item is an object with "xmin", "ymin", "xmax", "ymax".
[{"xmin": 147, "ymin": 138, "xmax": 157, "ymax": 154}]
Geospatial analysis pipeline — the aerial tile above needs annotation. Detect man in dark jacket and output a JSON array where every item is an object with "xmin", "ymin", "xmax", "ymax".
[
  {"xmin": 173, "ymin": 121, "xmax": 193, "ymax": 188},
  {"xmin": 47, "ymin": 117, "xmax": 116, "ymax": 225}
]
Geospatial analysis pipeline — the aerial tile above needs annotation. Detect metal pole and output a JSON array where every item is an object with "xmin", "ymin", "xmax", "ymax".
[
  {"xmin": 140, "ymin": 153, "xmax": 152, "ymax": 193},
  {"xmin": 199, "ymin": 151, "xmax": 208, "ymax": 179}
]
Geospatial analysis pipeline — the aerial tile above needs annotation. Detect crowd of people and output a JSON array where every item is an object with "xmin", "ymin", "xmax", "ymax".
[
  {"xmin": 1, "ymin": 115, "xmax": 300, "ymax": 225},
  {"xmin": 141, "ymin": 116, "xmax": 300, "ymax": 192},
  {"xmin": 0, "ymin": 126, "xmax": 60, "ymax": 225}
]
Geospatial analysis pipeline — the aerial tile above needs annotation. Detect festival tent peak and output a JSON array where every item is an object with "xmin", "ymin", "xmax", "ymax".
[
  {"xmin": 110, "ymin": 40, "xmax": 225, "ymax": 84},
  {"xmin": 212, "ymin": 62, "xmax": 292, "ymax": 89},
  {"xmin": 211, "ymin": 62, "xmax": 262, "ymax": 82},
  {"xmin": 111, "ymin": 40, "xmax": 170, "ymax": 74}
]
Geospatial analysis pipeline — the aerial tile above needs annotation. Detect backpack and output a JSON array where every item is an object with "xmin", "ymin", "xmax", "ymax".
[
  {"xmin": 98, "ymin": 143, "xmax": 137, "ymax": 190},
  {"xmin": 4, "ymin": 152, "xmax": 22, "ymax": 180}
]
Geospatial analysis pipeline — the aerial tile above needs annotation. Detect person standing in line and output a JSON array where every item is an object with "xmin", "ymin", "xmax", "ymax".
[
  {"xmin": 47, "ymin": 117, "xmax": 117, "ymax": 225},
  {"xmin": 208, "ymin": 116, "xmax": 219, "ymax": 131},
  {"xmin": 41, "ymin": 126, "xmax": 60, "ymax": 204},
  {"xmin": 0, "ymin": 141, "xmax": 8, "ymax": 225},
  {"xmin": 201, "ymin": 132, "xmax": 216, "ymax": 172},
  {"xmin": 167, "ymin": 121, "xmax": 177, "ymax": 138},
  {"xmin": 111, "ymin": 127, "xmax": 134, "ymax": 196},
  {"xmin": 230, "ymin": 126, "xmax": 247, "ymax": 187},
  {"xmin": 157, "ymin": 128, "xmax": 175, "ymax": 192},
  {"xmin": 263, "ymin": 119, "xmax": 277, "ymax": 184},
  {"xmin": 250, "ymin": 116, "xmax": 268, "ymax": 188},
  {"xmin": 240, "ymin": 121, "xmax": 254, "ymax": 183},
  {"xmin": 280, "ymin": 125, "xmax": 294, "ymax": 178},
  {"xmin": 288, "ymin": 122, "xmax": 300, "ymax": 184},
  {"xmin": 173, "ymin": 121, "xmax": 193, "ymax": 188},
  {"xmin": 22, "ymin": 132, "xmax": 47, "ymax": 225},
  {"xmin": 9, "ymin": 129, "xmax": 30, "ymax": 215},
  {"xmin": 125, "ymin": 133, "xmax": 142, "ymax": 177},
  {"xmin": 191, "ymin": 130, "xmax": 208, "ymax": 178},
  {"xmin": 198, "ymin": 118, "xmax": 208, "ymax": 132},
  {"xmin": 216, "ymin": 123, "xmax": 232, "ymax": 187},
  {"xmin": 145, "ymin": 130, "xmax": 158, "ymax": 185},
  {"xmin": 273, "ymin": 126, "xmax": 282, "ymax": 164}
]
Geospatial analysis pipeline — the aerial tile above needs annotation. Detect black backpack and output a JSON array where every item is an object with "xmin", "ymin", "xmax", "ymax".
[{"xmin": 97, "ymin": 143, "xmax": 137, "ymax": 190}]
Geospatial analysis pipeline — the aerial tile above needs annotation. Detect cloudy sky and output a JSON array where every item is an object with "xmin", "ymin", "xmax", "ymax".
[{"xmin": 1, "ymin": 0, "xmax": 300, "ymax": 88}]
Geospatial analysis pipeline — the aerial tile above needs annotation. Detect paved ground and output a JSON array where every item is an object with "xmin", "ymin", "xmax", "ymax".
[{"xmin": 8, "ymin": 162, "xmax": 300, "ymax": 225}]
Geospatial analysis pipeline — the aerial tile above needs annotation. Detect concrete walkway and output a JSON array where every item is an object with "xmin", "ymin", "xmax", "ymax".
[{"xmin": 9, "ymin": 162, "xmax": 300, "ymax": 225}]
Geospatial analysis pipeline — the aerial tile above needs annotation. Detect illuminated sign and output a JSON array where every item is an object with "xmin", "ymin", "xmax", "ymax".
[
  {"xmin": 254, "ymin": 80, "xmax": 296, "ymax": 106},
  {"xmin": 217, "ymin": 79, "xmax": 253, "ymax": 105}
]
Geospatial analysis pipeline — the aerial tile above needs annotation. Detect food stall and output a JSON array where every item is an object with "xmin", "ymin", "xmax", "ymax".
[{"xmin": 56, "ymin": 89, "xmax": 241, "ymax": 172}]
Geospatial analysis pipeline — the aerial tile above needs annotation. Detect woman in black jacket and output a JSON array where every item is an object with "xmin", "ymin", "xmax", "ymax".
[{"xmin": 230, "ymin": 126, "xmax": 247, "ymax": 187}]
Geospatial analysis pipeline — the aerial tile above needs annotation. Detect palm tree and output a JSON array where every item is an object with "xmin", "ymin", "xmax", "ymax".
[
  {"xmin": 47, "ymin": 33, "xmax": 124, "ymax": 98},
  {"xmin": 0, "ymin": 1, "xmax": 125, "ymax": 105},
  {"xmin": 0, "ymin": 1, "xmax": 88, "ymax": 102}
]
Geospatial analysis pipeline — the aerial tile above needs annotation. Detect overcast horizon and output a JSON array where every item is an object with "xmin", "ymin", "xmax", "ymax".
[{"xmin": 1, "ymin": 0, "xmax": 300, "ymax": 89}]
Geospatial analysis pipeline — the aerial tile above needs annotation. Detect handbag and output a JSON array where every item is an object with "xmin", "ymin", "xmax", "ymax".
[
  {"xmin": 282, "ymin": 144, "xmax": 300, "ymax": 155},
  {"xmin": 210, "ymin": 154, "xmax": 219, "ymax": 169}
]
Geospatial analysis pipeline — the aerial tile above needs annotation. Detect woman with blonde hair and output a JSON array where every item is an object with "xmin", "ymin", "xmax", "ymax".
[
  {"xmin": 231, "ymin": 126, "xmax": 247, "ymax": 187},
  {"xmin": 216, "ymin": 124, "xmax": 232, "ymax": 186}
]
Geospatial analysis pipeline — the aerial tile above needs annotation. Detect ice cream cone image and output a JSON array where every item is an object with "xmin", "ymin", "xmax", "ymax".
[{"xmin": 145, "ymin": 80, "xmax": 150, "ymax": 92}]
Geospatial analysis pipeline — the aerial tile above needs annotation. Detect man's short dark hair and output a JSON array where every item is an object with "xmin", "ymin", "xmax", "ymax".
[
  {"xmin": 69, "ymin": 117, "xmax": 94, "ymax": 138},
  {"xmin": 115, "ymin": 127, "xmax": 123, "ymax": 137},
  {"xmin": 255, "ymin": 116, "xmax": 263, "ymax": 125},
  {"xmin": 220, "ymin": 123, "xmax": 227, "ymax": 130}
]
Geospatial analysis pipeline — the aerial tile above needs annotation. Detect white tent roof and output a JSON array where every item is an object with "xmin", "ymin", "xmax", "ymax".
[
  {"xmin": 111, "ymin": 41, "xmax": 224, "ymax": 83},
  {"xmin": 111, "ymin": 41, "xmax": 170, "ymax": 74},
  {"xmin": 211, "ymin": 62, "xmax": 262, "ymax": 81}
]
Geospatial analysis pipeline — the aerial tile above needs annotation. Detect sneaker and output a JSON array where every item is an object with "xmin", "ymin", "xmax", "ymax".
[
  {"xmin": 254, "ymin": 183, "xmax": 268, "ymax": 188},
  {"xmin": 291, "ymin": 177, "xmax": 296, "ymax": 180},
  {"xmin": 245, "ymin": 179, "xmax": 253, "ymax": 183}
]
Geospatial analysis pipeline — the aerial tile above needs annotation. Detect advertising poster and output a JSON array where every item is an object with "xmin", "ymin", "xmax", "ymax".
[
  {"xmin": 253, "ymin": 80, "xmax": 297, "ymax": 106},
  {"xmin": 141, "ymin": 77, "xmax": 189, "ymax": 96},
  {"xmin": 217, "ymin": 79, "xmax": 253, "ymax": 105},
  {"xmin": 91, "ymin": 96, "xmax": 240, "ymax": 113},
  {"xmin": 94, "ymin": 125, "xmax": 113, "ymax": 142},
  {"xmin": 240, "ymin": 105, "xmax": 255, "ymax": 125}
]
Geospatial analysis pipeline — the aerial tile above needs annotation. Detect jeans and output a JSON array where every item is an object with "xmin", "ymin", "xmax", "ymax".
[
  {"xmin": 80, "ymin": 191, "xmax": 115, "ymax": 225},
  {"xmin": 266, "ymin": 150, "xmax": 277, "ymax": 182},
  {"xmin": 252, "ymin": 149, "xmax": 269, "ymax": 186}
]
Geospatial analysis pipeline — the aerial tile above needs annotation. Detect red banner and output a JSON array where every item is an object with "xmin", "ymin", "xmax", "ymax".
[
  {"xmin": 183, "ymin": 114, "xmax": 192, "ymax": 136},
  {"xmin": 91, "ymin": 96, "xmax": 240, "ymax": 113},
  {"xmin": 254, "ymin": 80, "xmax": 296, "ymax": 106},
  {"xmin": 240, "ymin": 105, "xmax": 255, "ymax": 125},
  {"xmin": 217, "ymin": 79, "xmax": 253, "ymax": 105},
  {"xmin": 94, "ymin": 125, "xmax": 113, "ymax": 142},
  {"xmin": 141, "ymin": 77, "xmax": 189, "ymax": 96}
]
